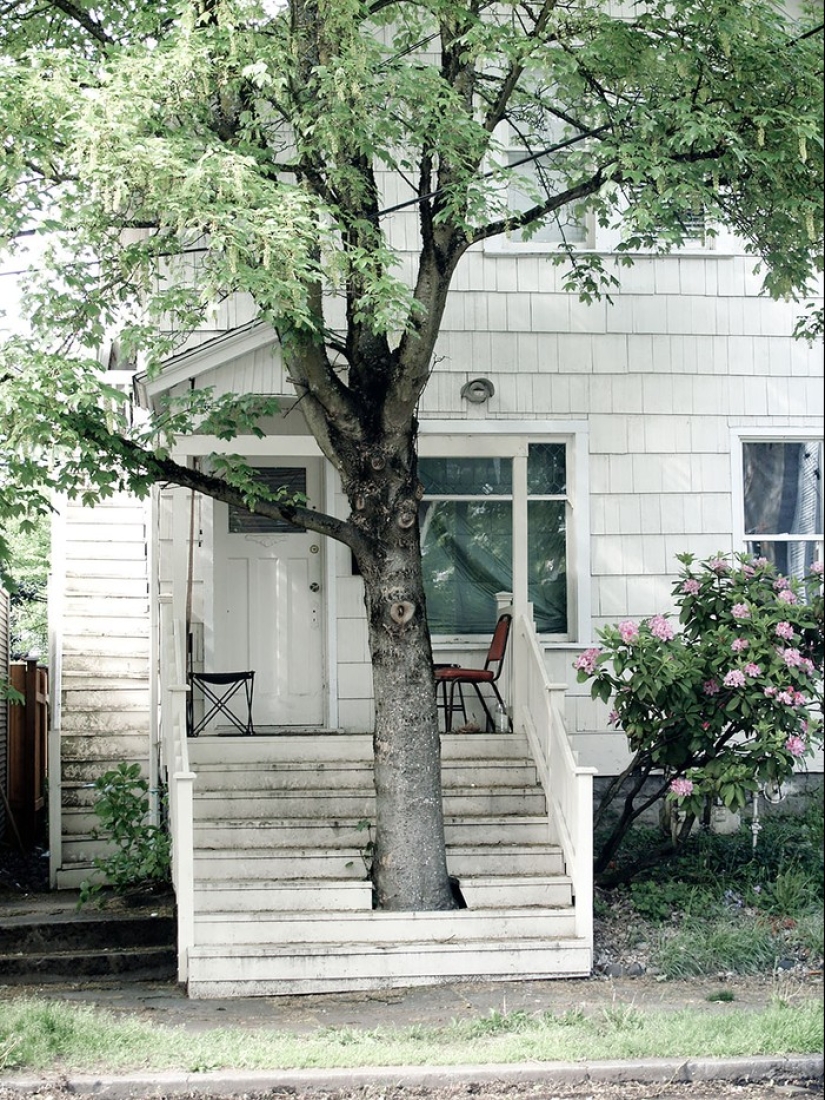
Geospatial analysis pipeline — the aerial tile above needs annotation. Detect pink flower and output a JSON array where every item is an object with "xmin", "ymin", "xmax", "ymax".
[
  {"xmin": 618, "ymin": 620, "xmax": 639, "ymax": 644},
  {"xmin": 681, "ymin": 579, "xmax": 701, "ymax": 595},
  {"xmin": 782, "ymin": 648, "xmax": 803, "ymax": 668},
  {"xmin": 811, "ymin": 561, "xmax": 824, "ymax": 576},
  {"xmin": 764, "ymin": 686, "xmax": 777, "ymax": 697},
  {"xmin": 802, "ymin": 658, "xmax": 815, "ymax": 675},
  {"xmin": 670, "ymin": 777, "xmax": 694, "ymax": 797},
  {"xmin": 704, "ymin": 679, "xmax": 720, "ymax": 695},
  {"xmin": 742, "ymin": 564, "xmax": 755, "ymax": 577},
  {"xmin": 709, "ymin": 558, "xmax": 729, "ymax": 574},
  {"xmin": 744, "ymin": 663, "xmax": 762, "ymax": 677},
  {"xmin": 774, "ymin": 576, "xmax": 791, "ymax": 590},
  {"xmin": 753, "ymin": 557, "xmax": 770, "ymax": 567},
  {"xmin": 732, "ymin": 603, "xmax": 750, "ymax": 619},
  {"xmin": 608, "ymin": 709, "xmax": 621, "ymax": 727},
  {"xmin": 793, "ymin": 691, "xmax": 808, "ymax": 707},
  {"xmin": 724, "ymin": 669, "xmax": 746, "ymax": 688},
  {"xmin": 648, "ymin": 615, "xmax": 674, "ymax": 641},
  {"xmin": 777, "ymin": 690, "xmax": 794, "ymax": 705},
  {"xmin": 731, "ymin": 638, "xmax": 749, "ymax": 653},
  {"xmin": 574, "ymin": 647, "xmax": 602, "ymax": 674},
  {"xmin": 785, "ymin": 735, "xmax": 806, "ymax": 757},
  {"xmin": 775, "ymin": 622, "xmax": 795, "ymax": 640},
  {"xmin": 778, "ymin": 589, "xmax": 797, "ymax": 604}
]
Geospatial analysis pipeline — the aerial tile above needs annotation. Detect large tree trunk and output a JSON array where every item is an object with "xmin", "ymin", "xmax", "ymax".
[
  {"xmin": 362, "ymin": 537, "xmax": 455, "ymax": 910},
  {"xmin": 342, "ymin": 432, "xmax": 456, "ymax": 911}
]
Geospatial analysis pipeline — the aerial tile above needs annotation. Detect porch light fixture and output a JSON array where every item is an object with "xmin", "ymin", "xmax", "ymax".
[{"xmin": 461, "ymin": 377, "xmax": 495, "ymax": 403}]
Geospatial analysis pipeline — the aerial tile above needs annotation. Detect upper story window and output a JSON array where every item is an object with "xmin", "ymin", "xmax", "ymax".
[
  {"xmin": 740, "ymin": 439, "xmax": 823, "ymax": 580},
  {"xmin": 419, "ymin": 442, "xmax": 569, "ymax": 637},
  {"xmin": 506, "ymin": 150, "xmax": 591, "ymax": 246}
]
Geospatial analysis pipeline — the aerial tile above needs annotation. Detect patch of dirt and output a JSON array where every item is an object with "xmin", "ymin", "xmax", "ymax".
[{"xmin": 0, "ymin": 1077, "xmax": 823, "ymax": 1100}]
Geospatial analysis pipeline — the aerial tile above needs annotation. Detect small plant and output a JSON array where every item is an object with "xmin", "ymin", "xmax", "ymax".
[
  {"xmin": 79, "ymin": 762, "xmax": 171, "ymax": 906},
  {"xmin": 706, "ymin": 990, "xmax": 736, "ymax": 1002}
]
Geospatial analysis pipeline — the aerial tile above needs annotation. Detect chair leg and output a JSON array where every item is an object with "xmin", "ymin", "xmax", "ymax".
[
  {"xmin": 472, "ymin": 684, "xmax": 496, "ymax": 731},
  {"xmin": 447, "ymin": 680, "xmax": 469, "ymax": 732}
]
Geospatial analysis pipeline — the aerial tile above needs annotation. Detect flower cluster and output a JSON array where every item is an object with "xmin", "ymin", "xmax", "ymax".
[{"xmin": 576, "ymin": 552, "xmax": 823, "ymax": 823}]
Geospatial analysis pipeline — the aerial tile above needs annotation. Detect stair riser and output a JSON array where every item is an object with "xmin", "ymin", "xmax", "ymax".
[
  {"xmin": 461, "ymin": 881, "xmax": 573, "ymax": 907},
  {"xmin": 193, "ymin": 820, "xmax": 552, "ymax": 848},
  {"xmin": 0, "ymin": 949, "xmax": 175, "ymax": 982},
  {"xmin": 192, "ymin": 911, "xmax": 577, "ymax": 945},
  {"xmin": 194, "ymin": 764, "xmax": 538, "ymax": 791},
  {"xmin": 192, "ymin": 791, "xmax": 547, "ymax": 819},
  {"xmin": 187, "ymin": 734, "xmax": 529, "ymax": 766},
  {"xmin": 0, "ymin": 917, "xmax": 176, "ymax": 954},
  {"xmin": 194, "ymin": 883, "xmax": 373, "ymax": 912},
  {"xmin": 193, "ymin": 845, "xmax": 562, "ymax": 880},
  {"xmin": 194, "ymin": 855, "xmax": 367, "ymax": 880},
  {"xmin": 186, "ymin": 942, "xmax": 592, "ymax": 998}
]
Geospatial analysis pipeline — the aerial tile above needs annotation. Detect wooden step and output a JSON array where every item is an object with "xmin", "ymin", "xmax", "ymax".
[
  {"xmin": 186, "ymin": 934, "xmax": 592, "ymax": 997},
  {"xmin": 192, "ymin": 907, "xmax": 578, "ymax": 945}
]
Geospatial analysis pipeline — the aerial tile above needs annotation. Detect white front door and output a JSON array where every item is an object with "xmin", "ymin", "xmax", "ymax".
[{"xmin": 213, "ymin": 459, "xmax": 325, "ymax": 728}]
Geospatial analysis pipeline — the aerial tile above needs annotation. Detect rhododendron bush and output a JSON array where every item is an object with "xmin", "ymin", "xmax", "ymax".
[{"xmin": 576, "ymin": 552, "xmax": 824, "ymax": 881}]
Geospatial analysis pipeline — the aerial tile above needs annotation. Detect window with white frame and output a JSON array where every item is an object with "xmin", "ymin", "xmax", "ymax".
[
  {"xmin": 740, "ymin": 438, "xmax": 823, "ymax": 580},
  {"xmin": 419, "ymin": 442, "xmax": 569, "ymax": 636},
  {"xmin": 505, "ymin": 149, "xmax": 591, "ymax": 246}
]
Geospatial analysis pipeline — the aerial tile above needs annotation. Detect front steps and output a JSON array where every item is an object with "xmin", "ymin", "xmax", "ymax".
[{"xmin": 185, "ymin": 733, "xmax": 591, "ymax": 996}]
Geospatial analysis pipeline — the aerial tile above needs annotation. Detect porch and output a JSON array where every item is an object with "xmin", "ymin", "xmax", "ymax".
[{"xmin": 159, "ymin": 603, "xmax": 596, "ymax": 998}]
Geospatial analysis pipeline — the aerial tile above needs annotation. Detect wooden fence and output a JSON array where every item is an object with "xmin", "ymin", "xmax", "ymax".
[{"xmin": 6, "ymin": 660, "xmax": 49, "ymax": 850}]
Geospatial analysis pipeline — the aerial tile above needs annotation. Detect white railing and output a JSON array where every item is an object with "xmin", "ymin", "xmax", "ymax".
[
  {"xmin": 512, "ymin": 611, "xmax": 596, "ymax": 949},
  {"xmin": 158, "ymin": 594, "xmax": 195, "ymax": 984}
]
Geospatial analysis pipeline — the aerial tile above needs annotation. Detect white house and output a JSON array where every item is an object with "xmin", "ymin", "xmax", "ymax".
[{"xmin": 45, "ymin": 174, "xmax": 824, "ymax": 995}]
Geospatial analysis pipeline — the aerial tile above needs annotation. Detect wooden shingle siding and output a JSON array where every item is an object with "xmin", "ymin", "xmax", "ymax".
[{"xmin": 53, "ymin": 494, "xmax": 152, "ymax": 887}]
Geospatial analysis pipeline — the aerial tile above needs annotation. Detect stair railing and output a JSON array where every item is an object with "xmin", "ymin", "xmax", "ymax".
[
  {"xmin": 512, "ymin": 610, "xmax": 596, "ymax": 950},
  {"xmin": 158, "ymin": 593, "xmax": 196, "ymax": 983}
]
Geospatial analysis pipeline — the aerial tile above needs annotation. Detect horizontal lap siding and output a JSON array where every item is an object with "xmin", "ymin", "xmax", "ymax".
[{"xmin": 54, "ymin": 495, "xmax": 152, "ymax": 882}]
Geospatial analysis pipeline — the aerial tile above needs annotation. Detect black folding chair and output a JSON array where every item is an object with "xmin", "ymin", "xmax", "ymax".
[{"xmin": 187, "ymin": 670, "xmax": 255, "ymax": 737}]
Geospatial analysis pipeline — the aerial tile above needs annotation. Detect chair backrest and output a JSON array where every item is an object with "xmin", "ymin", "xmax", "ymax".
[{"xmin": 484, "ymin": 613, "xmax": 512, "ymax": 679}]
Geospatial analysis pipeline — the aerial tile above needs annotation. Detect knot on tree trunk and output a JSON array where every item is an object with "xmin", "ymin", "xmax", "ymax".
[{"xmin": 389, "ymin": 600, "xmax": 415, "ymax": 625}]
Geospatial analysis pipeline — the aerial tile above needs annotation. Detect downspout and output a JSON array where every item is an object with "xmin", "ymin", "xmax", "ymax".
[
  {"xmin": 46, "ymin": 493, "xmax": 66, "ymax": 888},
  {"xmin": 147, "ymin": 489, "xmax": 160, "ymax": 827}
]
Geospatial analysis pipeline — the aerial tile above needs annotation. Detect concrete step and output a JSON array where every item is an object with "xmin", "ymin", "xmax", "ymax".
[
  {"xmin": 192, "ymin": 815, "xmax": 553, "ymax": 849},
  {"xmin": 194, "ymin": 879, "xmax": 373, "ymax": 913},
  {"xmin": 192, "ymin": 907, "xmax": 578, "ymax": 946},
  {"xmin": 186, "ymin": 935, "xmax": 592, "ymax": 997},
  {"xmin": 191, "ymin": 788, "xmax": 547, "ymax": 819},
  {"xmin": 192, "ymin": 843, "xmax": 561, "ymax": 882},
  {"xmin": 187, "ymin": 733, "xmax": 531, "ymax": 766},
  {"xmin": 0, "ymin": 894, "xmax": 176, "ymax": 983},
  {"xmin": 193, "ymin": 760, "xmax": 539, "ymax": 791},
  {"xmin": 460, "ymin": 875, "xmax": 574, "ymax": 908}
]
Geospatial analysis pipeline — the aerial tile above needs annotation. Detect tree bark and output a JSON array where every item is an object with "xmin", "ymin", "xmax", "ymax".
[{"xmin": 343, "ymin": 432, "xmax": 456, "ymax": 910}]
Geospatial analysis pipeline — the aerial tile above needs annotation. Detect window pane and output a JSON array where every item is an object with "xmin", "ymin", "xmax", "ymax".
[
  {"xmin": 228, "ymin": 467, "xmax": 306, "ymax": 534},
  {"xmin": 507, "ymin": 154, "xmax": 588, "ymax": 244},
  {"xmin": 419, "ymin": 457, "xmax": 512, "ymax": 496},
  {"xmin": 529, "ymin": 500, "xmax": 567, "ymax": 633},
  {"xmin": 528, "ymin": 443, "xmax": 566, "ymax": 495},
  {"xmin": 420, "ymin": 499, "xmax": 512, "ymax": 634},
  {"xmin": 746, "ymin": 540, "xmax": 823, "ymax": 583},
  {"xmin": 743, "ymin": 442, "xmax": 823, "ymax": 537}
]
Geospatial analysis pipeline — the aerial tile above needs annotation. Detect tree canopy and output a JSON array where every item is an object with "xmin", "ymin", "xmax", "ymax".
[{"xmin": 1, "ymin": 0, "xmax": 822, "ymax": 546}]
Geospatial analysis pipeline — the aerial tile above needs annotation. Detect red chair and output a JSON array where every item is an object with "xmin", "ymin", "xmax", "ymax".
[{"xmin": 434, "ymin": 613, "xmax": 512, "ymax": 732}]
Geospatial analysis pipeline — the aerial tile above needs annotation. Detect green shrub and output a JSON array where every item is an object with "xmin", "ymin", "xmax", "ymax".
[{"xmin": 79, "ymin": 762, "xmax": 171, "ymax": 906}]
